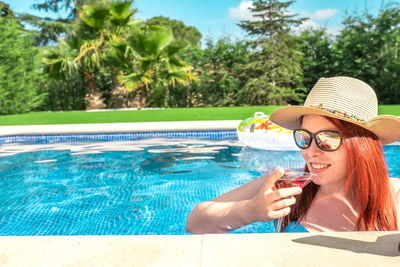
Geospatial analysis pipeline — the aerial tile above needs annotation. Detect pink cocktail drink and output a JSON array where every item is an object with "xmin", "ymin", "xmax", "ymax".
[
  {"xmin": 273, "ymin": 169, "xmax": 315, "ymax": 190},
  {"xmin": 274, "ymin": 177, "xmax": 311, "ymax": 189}
]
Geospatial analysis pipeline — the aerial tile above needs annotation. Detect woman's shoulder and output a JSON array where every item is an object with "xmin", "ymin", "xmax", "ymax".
[
  {"xmin": 389, "ymin": 177, "xmax": 400, "ymax": 191},
  {"xmin": 389, "ymin": 178, "xmax": 400, "ymax": 228},
  {"xmin": 389, "ymin": 178, "xmax": 400, "ymax": 205}
]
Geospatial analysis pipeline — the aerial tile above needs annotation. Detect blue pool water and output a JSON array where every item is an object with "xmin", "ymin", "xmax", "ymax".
[{"xmin": 0, "ymin": 131, "xmax": 399, "ymax": 235}]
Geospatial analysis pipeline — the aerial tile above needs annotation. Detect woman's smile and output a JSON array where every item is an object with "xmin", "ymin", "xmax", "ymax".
[{"xmin": 309, "ymin": 162, "xmax": 331, "ymax": 173}]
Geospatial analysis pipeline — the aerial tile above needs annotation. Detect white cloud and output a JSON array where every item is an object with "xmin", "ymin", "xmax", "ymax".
[
  {"xmin": 297, "ymin": 8, "xmax": 339, "ymax": 36},
  {"xmin": 298, "ymin": 20, "xmax": 320, "ymax": 32},
  {"xmin": 229, "ymin": 1, "xmax": 296, "ymax": 22},
  {"xmin": 309, "ymin": 8, "xmax": 338, "ymax": 20},
  {"xmin": 229, "ymin": 2, "xmax": 340, "ymax": 37},
  {"xmin": 230, "ymin": 2, "xmax": 338, "ymax": 22},
  {"xmin": 325, "ymin": 24, "xmax": 343, "ymax": 37},
  {"xmin": 297, "ymin": 19, "xmax": 342, "ymax": 38},
  {"xmin": 229, "ymin": 1, "xmax": 256, "ymax": 21}
]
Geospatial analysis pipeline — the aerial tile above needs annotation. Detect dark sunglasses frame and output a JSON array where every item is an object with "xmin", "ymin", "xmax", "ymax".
[{"xmin": 293, "ymin": 129, "xmax": 342, "ymax": 152}]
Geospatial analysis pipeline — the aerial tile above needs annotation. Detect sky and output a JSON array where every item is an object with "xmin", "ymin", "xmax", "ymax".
[{"xmin": 3, "ymin": 0, "xmax": 399, "ymax": 41}]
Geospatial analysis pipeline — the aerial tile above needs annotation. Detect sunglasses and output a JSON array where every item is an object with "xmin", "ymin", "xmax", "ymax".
[{"xmin": 293, "ymin": 129, "xmax": 342, "ymax": 151}]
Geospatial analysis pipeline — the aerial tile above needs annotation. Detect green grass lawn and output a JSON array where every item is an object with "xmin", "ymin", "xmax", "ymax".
[{"xmin": 0, "ymin": 105, "xmax": 399, "ymax": 126}]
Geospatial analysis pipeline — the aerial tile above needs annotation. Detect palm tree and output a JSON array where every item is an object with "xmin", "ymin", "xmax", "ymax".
[
  {"xmin": 119, "ymin": 25, "xmax": 197, "ymax": 107},
  {"xmin": 44, "ymin": 0, "xmax": 196, "ymax": 109},
  {"xmin": 43, "ymin": 37, "xmax": 107, "ymax": 110},
  {"xmin": 74, "ymin": 0, "xmax": 138, "ymax": 108}
]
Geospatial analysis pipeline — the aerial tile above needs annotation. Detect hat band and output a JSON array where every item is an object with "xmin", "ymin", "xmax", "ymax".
[{"xmin": 309, "ymin": 104, "xmax": 365, "ymax": 122}]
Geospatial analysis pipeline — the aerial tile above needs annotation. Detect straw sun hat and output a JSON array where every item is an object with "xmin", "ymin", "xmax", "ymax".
[{"xmin": 269, "ymin": 76, "xmax": 400, "ymax": 144}]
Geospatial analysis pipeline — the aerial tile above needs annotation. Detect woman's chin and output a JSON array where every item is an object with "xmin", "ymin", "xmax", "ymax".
[{"xmin": 311, "ymin": 176, "xmax": 323, "ymax": 185}]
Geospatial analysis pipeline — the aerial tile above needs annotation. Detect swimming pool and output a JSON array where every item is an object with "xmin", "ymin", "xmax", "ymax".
[{"xmin": 0, "ymin": 131, "xmax": 399, "ymax": 235}]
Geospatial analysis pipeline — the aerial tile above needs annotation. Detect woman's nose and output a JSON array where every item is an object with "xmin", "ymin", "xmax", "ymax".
[{"xmin": 305, "ymin": 138, "xmax": 323, "ymax": 156}]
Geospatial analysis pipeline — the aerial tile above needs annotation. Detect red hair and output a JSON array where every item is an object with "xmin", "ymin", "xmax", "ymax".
[{"xmin": 282, "ymin": 117, "xmax": 398, "ymax": 231}]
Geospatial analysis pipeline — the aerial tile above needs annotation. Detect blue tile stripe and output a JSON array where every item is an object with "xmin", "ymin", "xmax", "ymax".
[{"xmin": 0, "ymin": 130, "xmax": 238, "ymax": 144}]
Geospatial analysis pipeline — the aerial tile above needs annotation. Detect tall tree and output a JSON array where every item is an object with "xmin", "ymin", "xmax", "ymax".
[
  {"xmin": 238, "ymin": 0, "xmax": 304, "ymax": 39},
  {"xmin": 18, "ymin": 0, "xmax": 88, "ymax": 46},
  {"xmin": 192, "ymin": 37, "xmax": 250, "ymax": 106},
  {"xmin": 332, "ymin": 4, "xmax": 400, "ymax": 104},
  {"xmin": 238, "ymin": 0, "xmax": 307, "ymax": 105},
  {"xmin": 0, "ymin": 8, "xmax": 45, "ymax": 114},
  {"xmin": 0, "ymin": 1, "xmax": 13, "ymax": 18},
  {"xmin": 145, "ymin": 16, "xmax": 202, "ymax": 47},
  {"xmin": 299, "ymin": 28, "xmax": 335, "ymax": 91},
  {"xmin": 33, "ymin": 0, "xmax": 87, "ymax": 19}
]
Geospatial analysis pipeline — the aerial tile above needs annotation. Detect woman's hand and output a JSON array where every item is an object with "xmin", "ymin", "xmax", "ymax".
[
  {"xmin": 186, "ymin": 168, "xmax": 303, "ymax": 234},
  {"xmin": 248, "ymin": 168, "xmax": 303, "ymax": 222}
]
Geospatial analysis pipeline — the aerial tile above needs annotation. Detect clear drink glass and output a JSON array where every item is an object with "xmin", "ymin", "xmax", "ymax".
[
  {"xmin": 273, "ymin": 168, "xmax": 314, "ymax": 190},
  {"xmin": 273, "ymin": 168, "xmax": 316, "ymax": 232}
]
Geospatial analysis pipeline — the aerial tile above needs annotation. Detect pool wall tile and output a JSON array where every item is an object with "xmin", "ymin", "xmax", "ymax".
[{"xmin": 0, "ymin": 130, "xmax": 238, "ymax": 144}]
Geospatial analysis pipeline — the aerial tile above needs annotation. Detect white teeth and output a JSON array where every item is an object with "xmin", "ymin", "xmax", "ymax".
[{"xmin": 311, "ymin": 163, "xmax": 329, "ymax": 169}]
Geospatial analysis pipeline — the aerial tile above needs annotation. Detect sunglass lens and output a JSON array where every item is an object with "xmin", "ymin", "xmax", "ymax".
[
  {"xmin": 294, "ymin": 130, "xmax": 312, "ymax": 149},
  {"xmin": 315, "ymin": 131, "xmax": 341, "ymax": 151}
]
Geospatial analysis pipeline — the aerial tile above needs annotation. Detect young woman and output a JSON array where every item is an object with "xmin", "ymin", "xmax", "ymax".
[{"xmin": 186, "ymin": 76, "xmax": 400, "ymax": 233}]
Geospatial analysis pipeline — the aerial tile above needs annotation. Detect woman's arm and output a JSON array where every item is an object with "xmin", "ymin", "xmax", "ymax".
[{"xmin": 185, "ymin": 169, "xmax": 303, "ymax": 234}]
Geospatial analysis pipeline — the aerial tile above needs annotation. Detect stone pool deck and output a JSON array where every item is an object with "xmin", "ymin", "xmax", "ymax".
[
  {"xmin": 0, "ymin": 121, "xmax": 399, "ymax": 266},
  {"xmin": 0, "ymin": 232, "xmax": 399, "ymax": 266}
]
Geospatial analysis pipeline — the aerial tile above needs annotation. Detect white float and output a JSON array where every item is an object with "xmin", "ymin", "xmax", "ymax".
[{"xmin": 237, "ymin": 112, "xmax": 299, "ymax": 151}]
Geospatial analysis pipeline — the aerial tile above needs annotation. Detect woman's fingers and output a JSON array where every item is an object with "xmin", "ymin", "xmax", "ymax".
[
  {"xmin": 260, "ymin": 168, "xmax": 284, "ymax": 192},
  {"xmin": 251, "ymin": 168, "xmax": 304, "ymax": 222},
  {"xmin": 272, "ymin": 207, "xmax": 291, "ymax": 218},
  {"xmin": 272, "ymin": 196, "xmax": 296, "ymax": 211},
  {"xmin": 268, "ymin": 188, "xmax": 301, "ymax": 219},
  {"xmin": 271, "ymin": 186, "xmax": 302, "ymax": 200}
]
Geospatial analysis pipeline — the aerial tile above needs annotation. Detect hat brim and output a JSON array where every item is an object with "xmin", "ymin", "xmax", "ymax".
[{"xmin": 269, "ymin": 106, "xmax": 400, "ymax": 144}]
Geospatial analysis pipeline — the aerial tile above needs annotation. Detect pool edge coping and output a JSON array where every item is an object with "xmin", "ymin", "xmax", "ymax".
[{"xmin": 0, "ymin": 231, "xmax": 399, "ymax": 266}]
